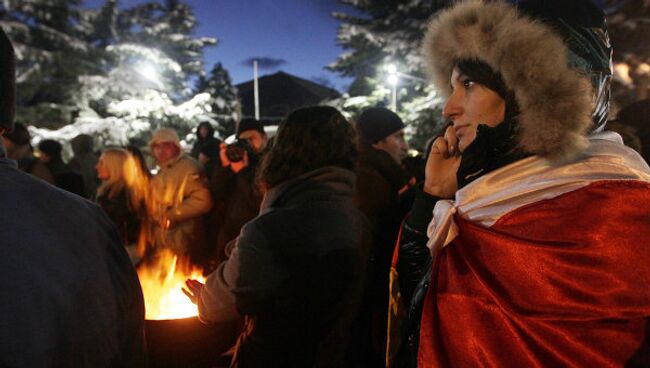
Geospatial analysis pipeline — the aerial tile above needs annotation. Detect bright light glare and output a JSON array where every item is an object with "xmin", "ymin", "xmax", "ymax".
[
  {"xmin": 385, "ymin": 64, "xmax": 398, "ymax": 75},
  {"xmin": 387, "ymin": 74, "xmax": 399, "ymax": 86},
  {"xmin": 140, "ymin": 64, "xmax": 159, "ymax": 82}
]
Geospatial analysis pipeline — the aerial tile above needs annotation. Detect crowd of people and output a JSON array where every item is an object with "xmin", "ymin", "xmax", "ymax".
[{"xmin": 2, "ymin": 0, "xmax": 650, "ymax": 367}]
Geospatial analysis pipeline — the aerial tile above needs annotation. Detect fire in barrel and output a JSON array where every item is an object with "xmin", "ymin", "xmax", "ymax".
[
  {"xmin": 137, "ymin": 250, "xmax": 238, "ymax": 368},
  {"xmin": 137, "ymin": 250, "xmax": 204, "ymax": 320}
]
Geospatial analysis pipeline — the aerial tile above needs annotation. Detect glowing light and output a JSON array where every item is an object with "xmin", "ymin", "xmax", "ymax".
[
  {"xmin": 387, "ymin": 74, "xmax": 399, "ymax": 86},
  {"xmin": 139, "ymin": 63, "xmax": 160, "ymax": 83},
  {"xmin": 385, "ymin": 64, "xmax": 398, "ymax": 75}
]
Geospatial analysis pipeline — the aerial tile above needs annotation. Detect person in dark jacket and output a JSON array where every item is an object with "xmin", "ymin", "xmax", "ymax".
[
  {"xmin": 37, "ymin": 138, "xmax": 85, "ymax": 197},
  {"xmin": 353, "ymin": 107, "xmax": 414, "ymax": 366},
  {"xmin": 0, "ymin": 28, "xmax": 145, "ymax": 367},
  {"xmin": 610, "ymin": 98, "xmax": 650, "ymax": 163},
  {"xmin": 185, "ymin": 106, "xmax": 370, "ymax": 367},
  {"xmin": 205, "ymin": 119, "xmax": 267, "ymax": 267},
  {"xmin": 191, "ymin": 121, "xmax": 221, "ymax": 159},
  {"xmin": 70, "ymin": 133, "xmax": 99, "ymax": 199},
  {"xmin": 388, "ymin": 1, "xmax": 650, "ymax": 367},
  {"xmin": 197, "ymin": 138, "xmax": 221, "ymax": 180}
]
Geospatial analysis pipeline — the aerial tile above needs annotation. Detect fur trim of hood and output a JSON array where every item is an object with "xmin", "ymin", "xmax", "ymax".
[{"xmin": 423, "ymin": 0, "xmax": 594, "ymax": 161}]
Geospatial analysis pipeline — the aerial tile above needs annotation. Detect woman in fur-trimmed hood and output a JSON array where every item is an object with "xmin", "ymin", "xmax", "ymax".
[{"xmin": 387, "ymin": 1, "xmax": 650, "ymax": 367}]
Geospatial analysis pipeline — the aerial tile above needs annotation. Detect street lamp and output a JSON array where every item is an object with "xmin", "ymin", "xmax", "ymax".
[
  {"xmin": 253, "ymin": 60, "xmax": 260, "ymax": 120},
  {"xmin": 384, "ymin": 63, "xmax": 428, "ymax": 111}
]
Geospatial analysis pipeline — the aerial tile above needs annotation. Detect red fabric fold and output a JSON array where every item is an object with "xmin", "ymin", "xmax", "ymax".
[{"xmin": 419, "ymin": 180, "xmax": 650, "ymax": 367}]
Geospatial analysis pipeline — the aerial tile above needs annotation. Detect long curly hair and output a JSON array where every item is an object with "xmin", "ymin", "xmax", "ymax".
[{"xmin": 257, "ymin": 106, "xmax": 357, "ymax": 189}]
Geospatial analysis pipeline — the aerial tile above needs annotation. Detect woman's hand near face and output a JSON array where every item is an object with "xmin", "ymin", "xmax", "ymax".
[{"xmin": 423, "ymin": 125, "xmax": 461, "ymax": 198}]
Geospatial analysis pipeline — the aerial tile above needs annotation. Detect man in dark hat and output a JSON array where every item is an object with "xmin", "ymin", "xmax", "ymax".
[
  {"xmin": 206, "ymin": 119, "xmax": 267, "ymax": 268},
  {"xmin": 0, "ymin": 28, "xmax": 145, "ymax": 366},
  {"xmin": 353, "ymin": 107, "xmax": 415, "ymax": 366},
  {"xmin": 356, "ymin": 107, "xmax": 410, "ymax": 165}
]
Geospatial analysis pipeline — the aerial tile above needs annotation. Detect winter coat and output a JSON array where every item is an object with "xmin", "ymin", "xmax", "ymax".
[
  {"xmin": 206, "ymin": 162, "xmax": 262, "ymax": 265},
  {"xmin": 191, "ymin": 122, "xmax": 220, "ymax": 159},
  {"xmin": 46, "ymin": 159, "xmax": 86, "ymax": 197},
  {"xmin": 69, "ymin": 152, "xmax": 99, "ymax": 199},
  {"xmin": 353, "ymin": 147, "xmax": 412, "ymax": 364},
  {"xmin": 0, "ymin": 157, "xmax": 145, "ymax": 367},
  {"xmin": 355, "ymin": 148, "xmax": 412, "ymax": 296},
  {"xmin": 16, "ymin": 154, "xmax": 55, "ymax": 184},
  {"xmin": 97, "ymin": 188, "xmax": 142, "ymax": 246},
  {"xmin": 198, "ymin": 166, "xmax": 370, "ymax": 368},
  {"xmin": 150, "ymin": 154, "xmax": 212, "ymax": 261}
]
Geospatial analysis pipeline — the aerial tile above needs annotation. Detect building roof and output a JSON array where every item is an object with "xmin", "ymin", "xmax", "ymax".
[{"xmin": 236, "ymin": 71, "xmax": 341, "ymax": 122}]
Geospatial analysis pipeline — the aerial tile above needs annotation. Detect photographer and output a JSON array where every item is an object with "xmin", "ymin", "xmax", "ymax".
[{"xmin": 207, "ymin": 119, "xmax": 268, "ymax": 266}]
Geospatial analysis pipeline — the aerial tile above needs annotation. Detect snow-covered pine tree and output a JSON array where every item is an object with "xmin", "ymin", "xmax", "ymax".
[
  {"xmin": 0, "ymin": 0, "xmax": 101, "ymax": 128},
  {"xmin": 116, "ymin": 0, "xmax": 215, "ymax": 98},
  {"xmin": 195, "ymin": 62, "xmax": 239, "ymax": 138},
  {"xmin": 330, "ymin": 0, "xmax": 450, "ymax": 150},
  {"xmin": 15, "ymin": 0, "xmax": 220, "ymax": 150}
]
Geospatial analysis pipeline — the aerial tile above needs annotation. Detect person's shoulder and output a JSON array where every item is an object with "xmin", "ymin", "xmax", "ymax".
[
  {"xmin": 174, "ymin": 154, "xmax": 202, "ymax": 171},
  {"xmin": 1, "ymin": 161, "xmax": 113, "ymax": 229}
]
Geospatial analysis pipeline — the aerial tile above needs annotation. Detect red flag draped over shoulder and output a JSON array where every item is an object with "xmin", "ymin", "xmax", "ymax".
[{"xmin": 418, "ymin": 134, "xmax": 650, "ymax": 367}]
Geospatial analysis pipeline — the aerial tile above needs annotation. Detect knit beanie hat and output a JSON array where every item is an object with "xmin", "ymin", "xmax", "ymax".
[
  {"xmin": 149, "ymin": 128, "xmax": 181, "ymax": 150},
  {"xmin": 237, "ymin": 119, "xmax": 265, "ymax": 136},
  {"xmin": 356, "ymin": 107, "xmax": 405, "ymax": 144}
]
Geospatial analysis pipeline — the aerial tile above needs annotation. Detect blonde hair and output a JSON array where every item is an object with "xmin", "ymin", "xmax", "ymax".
[{"xmin": 96, "ymin": 148, "xmax": 129, "ymax": 199}]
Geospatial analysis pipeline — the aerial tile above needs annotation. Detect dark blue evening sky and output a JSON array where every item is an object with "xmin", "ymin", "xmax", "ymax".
[{"xmin": 85, "ymin": 0, "xmax": 356, "ymax": 91}]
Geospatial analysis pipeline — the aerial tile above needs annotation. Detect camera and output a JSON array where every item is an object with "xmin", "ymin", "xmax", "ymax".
[{"xmin": 225, "ymin": 139, "xmax": 253, "ymax": 163}]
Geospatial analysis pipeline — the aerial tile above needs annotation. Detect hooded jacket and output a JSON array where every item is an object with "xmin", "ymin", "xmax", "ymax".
[{"xmin": 198, "ymin": 166, "xmax": 370, "ymax": 367}]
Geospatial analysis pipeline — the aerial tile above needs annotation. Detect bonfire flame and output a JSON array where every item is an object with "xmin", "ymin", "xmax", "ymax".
[
  {"xmin": 123, "ymin": 152, "xmax": 205, "ymax": 320},
  {"xmin": 137, "ymin": 249, "xmax": 205, "ymax": 320}
]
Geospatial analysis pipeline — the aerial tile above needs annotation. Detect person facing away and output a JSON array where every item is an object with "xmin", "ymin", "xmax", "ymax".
[
  {"xmin": 37, "ymin": 138, "xmax": 86, "ymax": 197},
  {"xmin": 0, "ymin": 28, "xmax": 145, "ymax": 367},
  {"xmin": 1, "ymin": 122, "xmax": 54, "ymax": 184},
  {"xmin": 148, "ymin": 128, "xmax": 212, "ymax": 264},
  {"xmin": 184, "ymin": 106, "xmax": 371, "ymax": 368},
  {"xmin": 69, "ymin": 133, "xmax": 99, "ymax": 199},
  {"xmin": 389, "ymin": 1, "xmax": 650, "ymax": 367}
]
